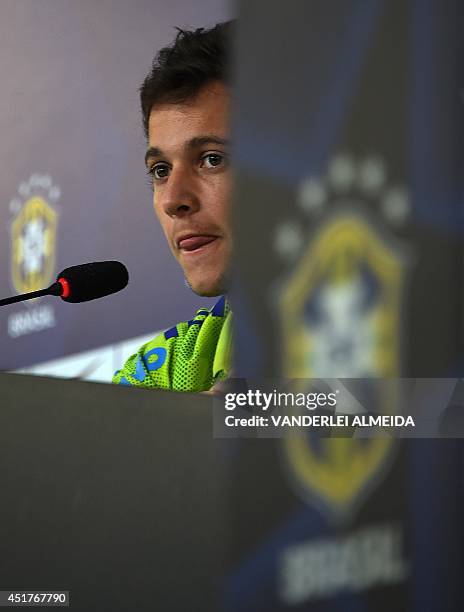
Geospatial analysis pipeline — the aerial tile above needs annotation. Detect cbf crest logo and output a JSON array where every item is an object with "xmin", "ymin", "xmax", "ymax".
[
  {"xmin": 275, "ymin": 153, "xmax": 409, "ymax": 521},
  {"xmin": 10, "ymin": 174, "xmax": 60, "ymax": 296}
]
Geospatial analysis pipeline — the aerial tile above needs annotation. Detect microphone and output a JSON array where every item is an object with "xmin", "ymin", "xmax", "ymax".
[
  {"xmin": 0, "ymin": 261, "xmax": 129, "ymax": 307},
  {"xmin": 56, "ymin": 261, "xmax": 129, "ymax": 303}
]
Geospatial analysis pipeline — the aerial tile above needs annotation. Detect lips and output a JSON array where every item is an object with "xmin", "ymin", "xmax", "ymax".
[{"xmin": 177, "ymin": 235, "xmax": 218, "ymax": 252}]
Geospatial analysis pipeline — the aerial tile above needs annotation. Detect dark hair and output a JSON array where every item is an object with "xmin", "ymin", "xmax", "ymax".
[{"xmin": 140, "ymin": 20, "xmax": 234, "ymax": 139}]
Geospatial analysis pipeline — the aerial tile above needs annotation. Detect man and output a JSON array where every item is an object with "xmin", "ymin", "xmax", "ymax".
[{"xmin": 113, "ymin": 21, "xmax": 233, "ymax": 392}]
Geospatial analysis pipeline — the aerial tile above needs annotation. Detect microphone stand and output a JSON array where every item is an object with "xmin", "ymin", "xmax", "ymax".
[{"xmin": 0, "ymin": 282, "xmax": 62, "ymax": 307}]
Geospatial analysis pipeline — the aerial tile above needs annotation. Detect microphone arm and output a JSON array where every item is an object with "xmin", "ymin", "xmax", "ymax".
[{"xmin": 0, "ymin": 282, "xmax": 63, "ymax": 307}]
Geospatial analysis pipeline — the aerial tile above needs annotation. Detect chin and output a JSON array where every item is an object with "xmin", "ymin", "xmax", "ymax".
[{"xmin": 187, "ymin": 274, "xmax": 226, "ymax": 297}]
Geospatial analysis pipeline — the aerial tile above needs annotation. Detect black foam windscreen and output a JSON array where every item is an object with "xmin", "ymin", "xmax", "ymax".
[{"xmin": 57, "ymin": 261, "xmax": 129, "ymax": 303}]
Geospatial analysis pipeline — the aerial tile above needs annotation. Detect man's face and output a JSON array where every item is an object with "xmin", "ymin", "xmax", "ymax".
[{"xmin": 145, "ymin": 81, "xmax": 231, "ymax": 296}]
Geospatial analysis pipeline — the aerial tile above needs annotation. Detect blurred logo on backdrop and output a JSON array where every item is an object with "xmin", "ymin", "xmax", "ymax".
[
  {"xmin": 10, "ymin": 174, "xmax": 60, "ymax": 294},
  {"xmin": 7, "ymin": 174, "xmax": 60, "ymax": 337},
  {"xmin": 276, "ymin": 153, "xmax": 409, "ymax": 521},
  {"xmin": 281, "ymin": 216, "xmax": 403, "ymax": 379}
]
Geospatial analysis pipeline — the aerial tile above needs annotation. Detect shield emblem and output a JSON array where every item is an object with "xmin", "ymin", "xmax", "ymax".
[
  {"xmin": 280, "ymin": 215, "xmax": 404, "ymax": 518},
  {"xmin": 11, "ymin": 196, "xmax": 57, "ymax": 294}
]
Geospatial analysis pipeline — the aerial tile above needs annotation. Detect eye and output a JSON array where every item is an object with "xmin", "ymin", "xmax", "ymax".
[
  {"xmin": 201, "ymin": 152, "xmax": 227, "ymax": 169},
  {"xmin": 147, "ymin": 162, "xmax": 170, "ymax": 181}
]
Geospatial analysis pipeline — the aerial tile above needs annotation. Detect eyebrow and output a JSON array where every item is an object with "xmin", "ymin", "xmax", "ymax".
[{"xmin": 144, "ymin": 135, "xmax": 230, "ymax": 167}]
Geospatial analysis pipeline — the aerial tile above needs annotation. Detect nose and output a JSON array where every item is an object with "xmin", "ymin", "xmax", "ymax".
[{"xmin": 158, "ymin": 165, "xmax": 200, "ymax": 218}]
